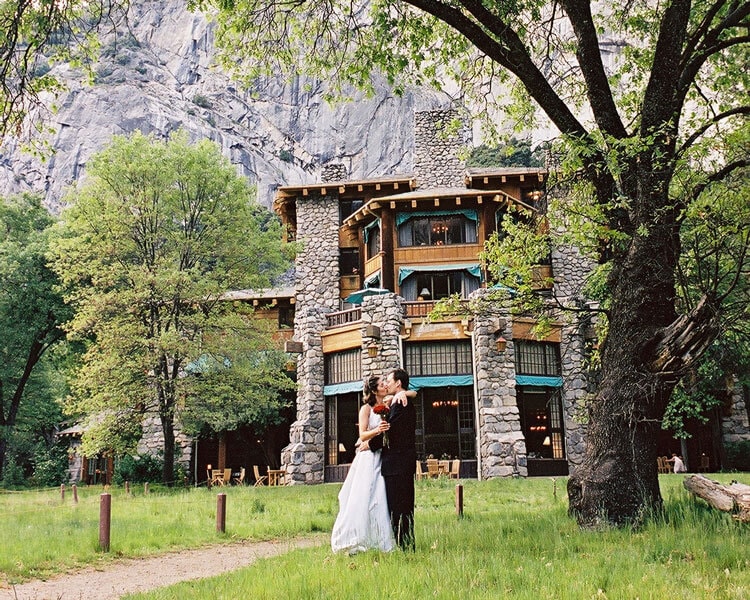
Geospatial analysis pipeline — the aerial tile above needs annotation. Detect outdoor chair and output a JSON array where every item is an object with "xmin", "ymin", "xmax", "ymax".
[
  {"xmin": 233, "ymin": 467, "xmax": 246, "ymax": 485},
  {"xmin": 657, "ymin": 456, "xmax": 671, "ymax": 474},
  {"xmin": 426, "ymin": 458, "xmax": 439, "ymax": 479},
  {"xmin": 211, "ymin": 469, "xmax": 225, "ymax": 486},
  {"xmin": 206, "ymin": 464, "xmax": 213, "ymax": 487},
  {"xmin": 415, "ymin": 461, "xmax": 427, "ymax": 481},
  {"xmin": 253, "ymin": 465, "xmax": 267, "ymax": 486},
  {"xmin": 223, "ymin": 468, "xmax": 232, "ymax": 485},
  {"xmin": 449, "ymin": 459, "xmax": 461, "ymax": 479}
]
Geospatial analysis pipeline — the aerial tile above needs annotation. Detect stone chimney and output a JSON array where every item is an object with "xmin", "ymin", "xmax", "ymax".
[
  {"xmin": 321, "ymin": 163, "xmax": 348, "ymax": 183},
  {"xmin": 413, "ymin": 109, "xmax": 471, "ymax": 189}
]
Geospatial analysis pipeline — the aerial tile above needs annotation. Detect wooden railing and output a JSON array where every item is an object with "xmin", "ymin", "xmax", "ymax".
[
  {"xmin": 325, "ymin": 307, "xmax": 362, "ymax": 329},
  {"xmin": 402, "ymin": 300, "xmax": 471, "ymax": 319}
]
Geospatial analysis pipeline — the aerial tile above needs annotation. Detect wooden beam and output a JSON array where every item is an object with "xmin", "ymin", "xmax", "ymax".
[
  {"xmin": 338, "ymin": 186, "xmax": 345, "ymax": 194},
  {"xmin": 302, "ymin": 188, "xmax": 309, "ymax": 196},
  {"xmin": 320, "ymin": 187, "xmax": 327, "ymax": 195},
  {"xmin": 434, "ymin": 198, "xmax": 440, "ymax": 206},
  {"xmin": 376, "ymin": 183, "xmax": 381, "ymax": 190},
  {"xmin": 390, "ymin": 201, "xmax": 396, "ymax": 209},
  {"xmin": 358, "ymin": 184, "xmax": 363, "ymax": 192},
  {"xmin": 456, "ymin": 197, "xmax": 461, "ymax": 205},
  {"xmin": 411, "ymin": 200, "xmax": 417, "ymax": 208},
  {"xmin": 394, "ymin": 182, "xmax": 399, "ymax": 189}
]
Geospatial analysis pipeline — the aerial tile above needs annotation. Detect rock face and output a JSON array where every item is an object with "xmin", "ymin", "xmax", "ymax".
[{"xmin": 0, "ymin": 0, "xmax": 448, "ymax": 212}]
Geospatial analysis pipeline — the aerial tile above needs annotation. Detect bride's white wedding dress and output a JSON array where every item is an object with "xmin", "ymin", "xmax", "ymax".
[{"xmin": 331, "ymin": 409, "xmax": 394, "ymax": 554}]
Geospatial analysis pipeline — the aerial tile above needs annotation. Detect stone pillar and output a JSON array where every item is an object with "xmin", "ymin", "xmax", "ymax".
[
  {"xmin": 360, "ymin": 293, "xmax": 404, "ymax": 376},
  {"xmin": 471, "ymin": 290, "xmax": 525, "ymax": 478},
  {"xmin": 282, "ymin": 193, "xmax": 340, "ymax": 484},
  {"xmin": 321, "ymin": 163, "xmax": 348, "ymax": 183},
  {"xmin": 413, "ymin": 109, "xmax": 471, "ymax": 189},
  {"xmin": 559, "ymin": 317, "xmax": 590, "ymax": 471},
  {"xmin": 722, "ymin": 382, "xmax": 750, "ymax": 448}
]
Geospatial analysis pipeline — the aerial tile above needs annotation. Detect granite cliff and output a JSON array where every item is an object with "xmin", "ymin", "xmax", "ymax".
[{"xmin": 0, "ymin": 0, "xmax": 449, "ymax": 212}]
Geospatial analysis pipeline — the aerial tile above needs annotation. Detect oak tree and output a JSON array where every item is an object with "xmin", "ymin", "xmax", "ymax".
[{"xmin": 197, "ymin": 0, "xmax": 750, "ymax": 525}]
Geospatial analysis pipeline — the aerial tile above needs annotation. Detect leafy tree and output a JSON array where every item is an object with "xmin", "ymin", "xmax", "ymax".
[
  {"xmin": 51, "ymin": 130, "xmax": 291, "ymax": 485},
  {"xmin": 197, "ymin": 0, "xmax": 750, "ymax": 525},
  {"xmin": 0, "ymin": 193, "xmax": 69, "ymax": 482},
  {"xmin": 467, "ymin": 138, "xmax": 545, "ymax": 168},
  {"xmin": 0, "ymin": 0, "xmax": 128, "ymax": 140}
]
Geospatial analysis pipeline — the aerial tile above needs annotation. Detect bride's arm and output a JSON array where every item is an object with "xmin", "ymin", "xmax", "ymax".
[
  {"xmin": 387, "ymin": 389, "xmax": 417, "ymax": 406},
  {"xmin": 357, "ymin": 404, "xmax": 382, "ymax": 443}
]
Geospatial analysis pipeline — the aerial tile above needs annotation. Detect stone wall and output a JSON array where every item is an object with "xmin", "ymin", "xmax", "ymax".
[
  {"xmin": 559, "ymin": 317, "xmax": 590, "ymax": 470},
  {"xmin": 722, "ymin": 383, "xmax": 750, "ymax": 447},
  {"xmin": 136, "ymin": 412, "xmax": 193, "ymax": 476},
  {"xmin": 550, "ymin": 243, "xmax": 597, "ymax": 304},
  {"xmin": 360, "ymin": 293, "xmax": 405, "ymax": 377},
  {"xmin": 282, "ymin": 192, "xmax": 341, "ymax": 483},
  {"xmin": 413, "ymin": 109, "xmax": 471, "ymax": 189},
  {"xmin": 470, "ymin": 290, "xmax": 527, "ymax": 478}
]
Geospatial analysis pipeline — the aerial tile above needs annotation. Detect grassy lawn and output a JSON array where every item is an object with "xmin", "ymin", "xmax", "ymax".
[{"xmin": 2, "ymin": 474, "xmax": 748, "ymax": 599}]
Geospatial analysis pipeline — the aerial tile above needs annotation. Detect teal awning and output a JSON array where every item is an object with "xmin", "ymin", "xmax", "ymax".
[
  {"xmin": 396, "ymin": 209, "xmax": 478, "ymax": 227},
  {"xmin": 364, "ymin": 271, "xmax": 381, "ymax": 287},
  {"xmin": 324, "ymin": 381, "xmax": 363, "ymax": 396},
  {"xmin": 515, "ymin": 375, "xmax": 563, "ymax": 387},
  {"xmin": 398, "ymin": 263, "xmax": 481, "ymax": 285},
  {"xmin": 363, "ymin": 219, "xmax": 380, "ymax": 243},
  {"xmin": 409, "ymin": 375, "xmax": 474, "ymax": 391}
]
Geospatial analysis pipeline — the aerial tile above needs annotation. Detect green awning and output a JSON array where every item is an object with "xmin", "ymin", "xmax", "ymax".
[
  {"xmin": 398, "ymin": 263, "xmax": 481, "ymax": 285},
  {"xmin": 364, "ymin": 271, "xmax": 381, "ymax": 287},
  {"xmin": 515, "ymin": 375, "xmax": 563, "ymax": 387},
  {"xmin": 409, "ymin": 375, "xmax": 474, "ymax": 391},
  {"xmin": 363, "ymin": 219, "xmax": 380, "ymax": 243},
  {"xmin": 396, "ymin": 209, "xmax": 478, "ymax": 227},
  {"xmin": 324, "ymin": 381, "xmax": 363, "ymax": 396}
]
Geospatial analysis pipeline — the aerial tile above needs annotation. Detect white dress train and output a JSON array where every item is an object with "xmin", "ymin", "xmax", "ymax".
[{"xmin": 331, "ymin": 410, "xmax": 394, "ymax": 554}]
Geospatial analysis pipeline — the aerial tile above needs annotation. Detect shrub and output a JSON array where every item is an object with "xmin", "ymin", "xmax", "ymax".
[
  {"xmin": 192, "ymin": 94, "xmax": 212, "ymax": 109},
  {"xmin": 31, "ymin": 444, "xmax": 69, "ymax": 487},
  {"xmin": 724, "ymin": 440, "xmax": 750, "ymax": 471},
  {"xmin": 113, "ymin": 453, "xmax": 163, "ymax": 484}
]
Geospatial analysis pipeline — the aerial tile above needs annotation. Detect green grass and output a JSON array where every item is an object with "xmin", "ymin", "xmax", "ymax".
[{"xmin": 2, "ymin": 475, "xmax": 748, "ymax": 599}]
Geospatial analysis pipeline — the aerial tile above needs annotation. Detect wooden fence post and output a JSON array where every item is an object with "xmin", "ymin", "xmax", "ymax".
[
  {"xmin": 455, "ymin": 484, "xmax": 464, "ymax": 518},
  {"xmin": 72, "ymin": 484, "xmax": 78, "ymax": 504},
  {"xmin": 216, "ymin": 493, "xmax": 227, "ymax": 533},
  {"xmin": 60, "ymin": 484, "xmax": 65, "ymax": 502},
  {"xmin": 99, "ymin": 493, "xmax": 112, "ymax": 552}
]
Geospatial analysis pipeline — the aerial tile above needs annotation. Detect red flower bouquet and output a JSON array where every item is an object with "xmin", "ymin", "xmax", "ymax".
[{"xmin": 373, "ymin": 404, "xmax": 390, "ymax": 448}]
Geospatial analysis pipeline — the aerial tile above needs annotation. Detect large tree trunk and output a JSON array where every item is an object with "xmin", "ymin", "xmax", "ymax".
[
  {"xmin": 567, "ymin": 186, "xmax": 721, "ymax": 526},
  {"xmin": 568, "ymin": 178, "xmax": 679, "ymax": 526}
]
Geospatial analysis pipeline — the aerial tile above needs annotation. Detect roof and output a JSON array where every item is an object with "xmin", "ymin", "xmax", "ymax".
[
  {"xmin": 342, "ymin": 186, "xmax": 536, "ymax": 228},
  {"xmin": 220, "ymin": 287, "xmax": 296, "ymax": 302}
]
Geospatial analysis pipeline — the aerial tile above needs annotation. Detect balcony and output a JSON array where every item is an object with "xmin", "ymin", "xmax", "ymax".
[{"xmin": 325, "ymin": 307, "xmax": 362, "ymax": 329}]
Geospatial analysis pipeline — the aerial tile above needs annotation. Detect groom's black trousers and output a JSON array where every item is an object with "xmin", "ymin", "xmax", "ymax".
[{"xmin": 384, "ymin": 472, "xmax": 415, "ymax": 551}]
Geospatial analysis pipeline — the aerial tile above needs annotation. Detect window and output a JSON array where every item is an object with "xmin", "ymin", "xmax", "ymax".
[
  {"xmin": 400, "ymin": 271, "xmax": 480, "ymax": 300},
  {"xmin": 277, "ymin": 306, "xmax": 294, "ymax": 328},
  {"xmin": 326, "ymin": 393, "xmax": 360, "ymax": 466},
  {"xmin": 339, "ymin": 198, "xmax": 364, "ymax": 224},
  {"xmin": 517, "ymin": 389, "xmax": 566, "ymax": 460},
  {"xmin": 366, "ymin": 225, "xmax": 380, "ymax": 259},
  {"xmin": 339, "ymin": 248, "xmax": 360, "ymax": 275},
  {"xmin": 324, "ymin": 349, "xmax": 361, "ymax": 386},
  {"xmin": 405, "ymin": 341, "xmax": 472, "ymax": 376},
  {"xmin": 514, "ymin": 340, "xmax": 561, "ymax": 376},
  {"xmin": 398, "ymin": 214, "xmax": 477, "ymax": 247}
]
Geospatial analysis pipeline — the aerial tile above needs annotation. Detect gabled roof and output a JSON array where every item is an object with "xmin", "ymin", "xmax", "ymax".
[{"xmin": 342, "ymin": 186, "xmax": 536, "ymax": 228}]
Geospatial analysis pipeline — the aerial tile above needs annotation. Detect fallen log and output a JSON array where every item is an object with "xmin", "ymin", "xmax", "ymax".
[{"xmin": 683, "ymin": 474, "xmax": 750, "ymax": 521}]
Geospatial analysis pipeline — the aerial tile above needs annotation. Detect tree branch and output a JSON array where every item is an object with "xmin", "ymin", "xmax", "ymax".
[{"xmin": 558, "ymin": 0, "xmax": 627, "ymax": 139}]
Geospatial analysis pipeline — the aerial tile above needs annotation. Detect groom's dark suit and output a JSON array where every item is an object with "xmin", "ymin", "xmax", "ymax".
[{"xmin": 370, "ymin": 399, "xmax": 416, "ymax": 550}]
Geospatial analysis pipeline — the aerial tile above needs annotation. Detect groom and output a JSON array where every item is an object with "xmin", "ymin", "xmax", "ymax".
[{"xmin": 371, "ymin": 367, "xmax": 416, "ymax": 551}]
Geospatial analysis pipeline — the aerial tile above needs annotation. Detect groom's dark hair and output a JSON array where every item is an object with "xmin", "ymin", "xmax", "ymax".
[{"xmin": 390, "ymin": 368, "xmax": 410, "ymax": 390}]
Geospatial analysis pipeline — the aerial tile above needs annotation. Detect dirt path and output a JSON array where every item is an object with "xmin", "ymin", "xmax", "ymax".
[{"xmin": 1, "ymin": 536, "xmax": 325, "ymax": 600}]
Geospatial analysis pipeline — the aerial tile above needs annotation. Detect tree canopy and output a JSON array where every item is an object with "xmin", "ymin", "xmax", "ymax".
[
  {"xmin": 197, "ymin": 0, "xmax": 750, "ymax": 525},
  {"xmin": 50, "ymin": 130, "xmax": 292, "ymax": 484},
  {"xmin": 0, "ymin": 0, "xmax": 129, "ymax": 141},
  {"xmin": 0, "ymin": 193, "xmax": 69, "ymax": 482}
]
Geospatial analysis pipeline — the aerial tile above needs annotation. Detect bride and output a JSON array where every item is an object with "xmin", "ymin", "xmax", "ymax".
[{"xmin": 331, "ymin": 375, "xmax": 414, "ymax": 554}]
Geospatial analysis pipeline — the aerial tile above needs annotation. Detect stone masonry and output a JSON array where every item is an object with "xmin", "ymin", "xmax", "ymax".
[
  {"xmin": 413, "ymin": 109, "xmax": 471, "ymax": 189},
  {"xmin": 281, "ymin": 193, "xmax": 341, "ymax": 483}
]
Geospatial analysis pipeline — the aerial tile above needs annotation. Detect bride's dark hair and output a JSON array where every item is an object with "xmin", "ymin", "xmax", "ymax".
[{"xmin": 363, "ymin": 375, "xmax": 380, "ymax": 406}]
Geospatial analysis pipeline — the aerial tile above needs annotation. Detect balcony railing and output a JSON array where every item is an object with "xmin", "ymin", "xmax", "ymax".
[
  {"xmin": 403, "ymin": 300, "xmax": 471, "ymax": 319},
  {"xmin": 325, "ymin": 307, "xmax": 362, "ymax": 329}
]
